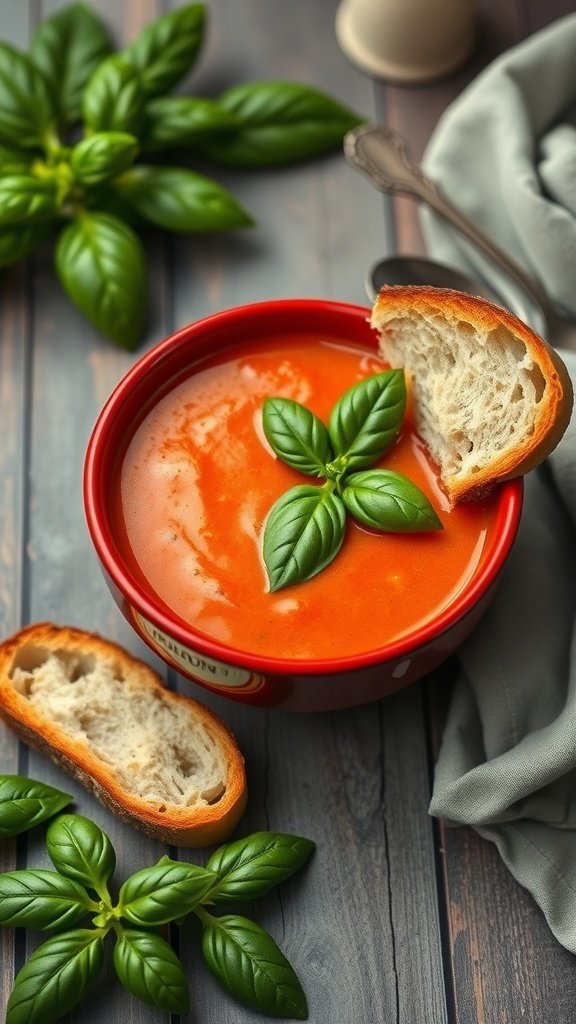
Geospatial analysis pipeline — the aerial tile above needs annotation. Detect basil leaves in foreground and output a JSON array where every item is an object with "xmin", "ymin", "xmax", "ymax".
[
  {"xmin": 0, "ymin": 776, "xmax": 314, "ymax": 1022},
  {"xmin": 0, "ymin": 2, "xmax": 364, "ymax": 348},
  {"xmin": 262, "ymin": 370, "xmax": 443, "ymax": 590}
]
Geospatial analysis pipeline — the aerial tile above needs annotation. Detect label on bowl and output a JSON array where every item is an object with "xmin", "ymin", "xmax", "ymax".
[{"xmin": 134, "ymin": 611, "xmax": 253, "ymax": 688}]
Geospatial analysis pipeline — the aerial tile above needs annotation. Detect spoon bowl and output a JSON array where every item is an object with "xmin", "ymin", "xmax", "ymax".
[{"xmin": 367, "ymin": 254, "xmax": 501, "ymax": 304}]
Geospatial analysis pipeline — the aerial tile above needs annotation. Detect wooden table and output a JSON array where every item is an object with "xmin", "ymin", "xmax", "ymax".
[{"xmin": 1, "ymin": 2, "xmax": 575, "ymax": 1022}]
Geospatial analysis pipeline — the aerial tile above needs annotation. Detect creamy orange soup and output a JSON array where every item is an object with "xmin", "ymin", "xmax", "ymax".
[{"xmin": 117, "ymin": 335, "xmax": 499, "ymax": 660}]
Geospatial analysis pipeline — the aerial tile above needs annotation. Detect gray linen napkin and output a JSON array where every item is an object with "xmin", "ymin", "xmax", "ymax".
[
  {"xmin": 421, "ymin": 19, "xmax": 576, "ymax": 952},
  {"xmin": 421, "ymin": 13, "xmax": 576, "ymax": 321}
]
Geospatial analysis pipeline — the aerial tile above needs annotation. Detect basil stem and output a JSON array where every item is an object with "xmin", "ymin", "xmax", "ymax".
[{"xmin": 0, "ymin": 775, "xmax": 72, "ymax": 839}]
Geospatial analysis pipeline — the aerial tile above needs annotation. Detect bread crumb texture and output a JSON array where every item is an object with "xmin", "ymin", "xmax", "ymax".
[
  {"xmin": 383, "ymin": 311, "xmax": 545, "ymax": 482},
  {"xmin": 10, "ymin": 643, "xmax": 227, "ymax": 810}
]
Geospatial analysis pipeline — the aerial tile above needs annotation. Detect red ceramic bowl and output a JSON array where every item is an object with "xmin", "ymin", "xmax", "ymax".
[{"xmin": 84, "ymin": 299, "xmax": 522, "ymax": 711}]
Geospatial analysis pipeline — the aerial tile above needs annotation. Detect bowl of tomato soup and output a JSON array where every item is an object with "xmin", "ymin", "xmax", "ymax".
[{"xmin": 84, "ymin": 299, "xmax": 522, "ymax": 711}]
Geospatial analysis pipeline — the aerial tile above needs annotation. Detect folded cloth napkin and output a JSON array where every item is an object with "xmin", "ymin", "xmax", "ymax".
[
  {"xmin": 421, "ymin": 13, "xmax": 576, "ymax": 322},
  {"xmin": 422, "ymin": 19, "xmax": 576, "ymax": 952}
]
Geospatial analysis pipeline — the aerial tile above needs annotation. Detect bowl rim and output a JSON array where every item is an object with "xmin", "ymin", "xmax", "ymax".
[{"xmin": 84, "ymin": 297, "xmax": 524, "ymax": 678}]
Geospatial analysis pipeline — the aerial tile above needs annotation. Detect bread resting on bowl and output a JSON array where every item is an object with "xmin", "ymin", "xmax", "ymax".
[{"xmin": 371, "ymin": 285, "xmax": 573, "ymax": 505}]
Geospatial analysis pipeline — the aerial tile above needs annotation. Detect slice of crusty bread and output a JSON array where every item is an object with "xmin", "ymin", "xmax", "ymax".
[
  {"xmin": 371, "ymin": 285, "xmax": 573, "ymax": 504},
  {"xmin": 0, "ymin": 623, "xmax": 247, "ymax": 847}
]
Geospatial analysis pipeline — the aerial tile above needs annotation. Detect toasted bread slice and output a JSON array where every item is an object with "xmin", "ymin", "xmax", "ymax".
[
  {"xmin": 0, "ymin": 623, "xmax": 247, "ymax": 847},
  {"xmin": 371, "ymin": 286, "xmax": 573, "ymax": 504}
]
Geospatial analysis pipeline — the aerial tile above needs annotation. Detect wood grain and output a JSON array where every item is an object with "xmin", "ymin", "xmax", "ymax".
[{"xmin": 0, "ymin": 1, "xmax": 575, "ymax": 1022}]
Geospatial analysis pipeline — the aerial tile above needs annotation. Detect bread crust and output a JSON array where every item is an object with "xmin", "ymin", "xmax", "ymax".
[
  {"xmin": 0, "ymin": 622, "xmax": 247, "ymax": 847},
  {"xmin": 371, "ymin": 285, "xmax": 574, "ymax": 503}
]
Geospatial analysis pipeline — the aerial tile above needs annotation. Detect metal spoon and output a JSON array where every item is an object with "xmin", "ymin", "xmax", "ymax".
[{"xmin": 344, "ymin": 123, "xmax": 555, "ymax": 339}]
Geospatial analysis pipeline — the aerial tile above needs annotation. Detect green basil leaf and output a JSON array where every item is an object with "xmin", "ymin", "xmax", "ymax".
[
  {"xmin": 343, "ymin": 470, "xmax": 443, "ymax": 532},
  {"xmin": 0, "ymin": 42, "xmax": 57, "ymax": 149},
  {"xmin": 71, "ymin": 132, "xmax": 139, "ymax": 186},
  {"xmin": 263, "ymin": 484, "xmax": 346, "ymax": 592},
  {"xmin": 114, "ymin": 929, "xmax": 189, "ymax": 1013},
  {"xmin": 30, "ymin": 3, "xmax": 113, "ymax": 125},
  {"xmin": 0, "ymin": 775, "xmax": 72, "ymax": 838},
  {"xmin": 55, "ymin": 212, "xmax": 147, "ymax": 349},
  {"xmin": 0, "ymin": 175, "xmax": 59, "ymax": 225},
  {"xmin": 119, "ymin": 859, "xmax": 217, "ymax": 926},
  {"xmin": 141, "ymin": 96, "xmax": 239, "ymax": 151},
  {"xmin": 6, "ymin": 929, "xmax": 104, "ymax": 1024},
  {"xmin": 328, "ymin": 369, "xmax": 406, "ymax": 470},
  {"xmin": 122, "ymin": 3, "xmax": 205, "ymax": 98},
  {"xmin": 82, "ymin": 55, "xmax": 144, "ymax": 134},
  {"xmin": 0, "ymin": 869, "xmax": 92, "ymax": 930},
  {"xmin": 195, "ymin": 81, "xmax": 364, "ymax": 167},
  {"xmin": 202, "ymin": 914, "xmax": 308, "ymax": 1019},
  {"xmin": 46, "ymin": 814, "xmax": 116, "ymax": 893},
  {"xmin": 263, "ymin": 398, "xmax": 333, "ymax": 477},
  {"xmin": 206, "ymin": 832, "xmax": 315, "ymax": 904},
  {"xmin": 0, "ymin": 145, "xmax": 31, "ymax": 174},
  {"xmin": 0, "ymin": 223, "xmax": 51, "ymax": 267},
  {"xmin": 114, "ymin": 165, "xmax": 253, "ymax": 232}
]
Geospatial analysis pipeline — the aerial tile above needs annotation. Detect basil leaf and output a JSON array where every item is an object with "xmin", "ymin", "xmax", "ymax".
[
  {"xmin": 114, "ymin": 165, "xmax": 253, "ymax": 232},
  {"xmin": 0, "ymin": 42, "xmax": 57, "ymax": 149},
  {"xmin": 0, "ymin": 175, "xmax": 59, "ymax": 225},
  {"xmin": 114, "ymin": 929, "xmax": 190, "ymax": 1013},
  {"xmin": 82, "ymin": 55, "xmax": 144, "ymax": 134},
  {"xmin": 195, "ymin": 81, "xmax": 364, "ymax": 167},
  {"xmin": 0, "ymin": 223, "xmax": 51, "ymax": 267},
  {"xmin": 263, "ymin": 398, "xmax": 333, "ymax": 477},
  {"xmin": 30, "ymin": 3, "xmax": 113, "ymax": 125},
  {"xmin": 0, "ymin": 145, "xmax": 31, "ymax": 174},
  {"xmin": 0, "ymin": 775, "xmax": 72, "ymax": 838},
  {"xmin": 55, "ymin": 212, "xmax": 147, "ymax": 349},
  {"xmin": 6, "ymin": 929, "xmax": 104, "ymax": 1024},
  {"xmin": 70, "ymin": 132, "xmax": 139, "ymax": 186},
  {"xmin": 202, "ymin": 914, "xmax": 308, "ymax": 1020},
  {"xmin": 0, "ymin": 869, "xmax": 92, "ymax": 930},
  {"xmin": 141, "ymin": 96, "xmax": 239, "ymax": 151},
  {"xmin": 263, "ymin": 484, "xmax": 346, "ymax": 592},
  {"xmin": 343, "ymin": 470, "xmax": 443, "ymax": 532},
  {"xmin": 46, "ymin": 814, "xmax": 116, "ymax": 893},
  {"xmin": 328, "ymin": 369, "xmax": 406, "ymax": 470},
  {"xmin": 206, "ymin": 832, "xmax": 315, "ymax": 904},
  {"xmin": 122, "ymin": 3, "xmax": 205, "ymax": 98},
  {"xmin": 119, "ymin": 859, "xmax": 217, "ymax": 926}
]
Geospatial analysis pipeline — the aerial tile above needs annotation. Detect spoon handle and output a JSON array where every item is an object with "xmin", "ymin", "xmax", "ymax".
[{"xmin": 344, "ymin": 124, "xmax": 551, "ymax": 319}]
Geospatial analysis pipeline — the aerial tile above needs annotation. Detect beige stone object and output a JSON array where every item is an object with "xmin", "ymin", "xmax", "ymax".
[{"xmin": 335, "ymin": 0, "xmax": 476, "ymax": 82}]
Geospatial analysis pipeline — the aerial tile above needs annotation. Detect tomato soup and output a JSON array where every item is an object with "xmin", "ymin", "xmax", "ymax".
[{"xmin": 116, "ymin": 334, "xmax": 499, "ymax": 660}]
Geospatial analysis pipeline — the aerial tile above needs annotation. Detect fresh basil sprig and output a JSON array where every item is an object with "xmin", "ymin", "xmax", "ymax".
[
  {"xmin": 262, "ymin": 370, "xmax": 443, "ymax": 590},
  {"xmin": 0, "ymin": 782, "xmax": 314, "ymax": 1023},
  {"xmin": 0, "ymin": 2, "xmax": 363, "ymax": 348}
]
